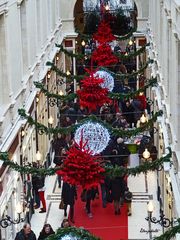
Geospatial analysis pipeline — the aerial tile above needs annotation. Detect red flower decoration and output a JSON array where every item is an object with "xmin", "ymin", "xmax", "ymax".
[{"xmin": 57, "ymin": 135, "xmax": 105, "ymax": 189}]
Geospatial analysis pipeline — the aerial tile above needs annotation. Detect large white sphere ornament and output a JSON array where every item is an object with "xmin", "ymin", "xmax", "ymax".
[
  {"xmin": 74, "ymin": 122, "xmax": 110, "ymax": 155},
  {"xmin": 94, "ymin": 70, "xmax": 114, "ymax": 92}
]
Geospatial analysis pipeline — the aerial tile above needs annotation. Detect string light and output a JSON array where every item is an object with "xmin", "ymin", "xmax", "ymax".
[
  {"xmin": 74, "ymin": 122, "xmax": 110, "ymax": 155},
  {"xmin": 94, "ymin": 70, "xmax": 114, "ymax": 92}
]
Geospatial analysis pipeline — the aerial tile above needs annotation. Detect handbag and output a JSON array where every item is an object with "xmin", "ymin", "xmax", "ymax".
[{"xmin": 59, "ymin": 199, "xmax": 65, "ymax": 209}]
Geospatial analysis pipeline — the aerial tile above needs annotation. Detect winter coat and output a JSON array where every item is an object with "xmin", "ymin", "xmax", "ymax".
[
  {"xmin": 15, "ymin": 229, "xmax": 36, "ymax": 240},
  {"xmin": 110, "ymin": 177, "xmax": 126, "ymax": 201},
  {"xmin": 38, "ymin": 230, "xmax": 55, "ymax": 240},
  {"xmin": 32, "ymin": 175, "xmax": 45, "ymax": 191},
  {"xmin": 61, "ymin": 182, "xmax": 77, "ymax": 206}
]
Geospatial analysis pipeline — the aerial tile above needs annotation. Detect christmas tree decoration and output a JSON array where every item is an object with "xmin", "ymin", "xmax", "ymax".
[
  {"xmin": 94, "ymin": 70, "xmax": 114, "ymax": 92},
  {"xmin": 92, "ymin": 43, "xmax": 118, "ymax": 67},
  {"xmin": 77, "ymin": 71, "xmax": 111, "ymax": 112},
  {"xmin": 74, "ymin": 122, "xmax": 110, "ymax": 155},
  {"xmin": 93, "ymin": 20, "xmax": 116, "ymax": 44},
  {"xmin": 57, "ymin": 135, "xmax": 105, "ymax": 189}
]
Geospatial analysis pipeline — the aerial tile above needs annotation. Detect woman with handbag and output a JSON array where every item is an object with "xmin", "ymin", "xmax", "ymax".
[{"xmin": 61, "ymin": 182, "xmax": 77, "ymax": 223}]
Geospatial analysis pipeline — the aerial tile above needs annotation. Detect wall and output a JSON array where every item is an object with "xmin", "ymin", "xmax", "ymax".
[{"xmin": 147, "ymin": 0, "xmax": 180, "ymax": 227}]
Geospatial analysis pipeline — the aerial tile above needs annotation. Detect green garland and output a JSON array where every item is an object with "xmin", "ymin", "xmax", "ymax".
[
  {"xmin": 47, "ymin": 227, "xmax": 101, "ymax": 240},
  {"xmin": 75, "ymin": 27, "xmax": 136, "ymax": 42},
  {"xmin": 55, "ymin": 44, "xmax": 85, "ymax": 59},
  {"xmin": 109, "ymin": 77, "xmax": 157, "ymax": 100},
  {"xmin": 154, "ymin": 219, "xmax": 180, "ymax": 240},
  {"xmin": 115, "ymin": 28, "xmax": 136, "ymax": 41},
  {"xmin": 115, "ymin": 43, "xmax": 150, "ymax": 60},
  {"xmin": 34, "ymin": 82, "xmax": 76, "ymax": 102},
  {"xmin": 18, "ymin": 108, "xmax": 163, "ymax": 137},
  {"xmin": 0, "ymin": 148, "xmax": 171, "ymax": 177},
  {"xmin": 102, "ymin": 59, "xmax": 154, "ymax": 80},
  {"xmin": 47, "ymin": 59, "xmax": 153, "ymax": 82},
  {"xmin": 55, "ymin": 40, "xmax": 148, "ymax": 61},
  {"xmin": 34, "ymin": 77, "xmax": 157, "ymax": 102},
  {"xmin": 46, "ymin": 61, "xmax": 85, "ymax": 81},
  {"xmin": 105, "ymin": 148, "xmax": 172, "ymax": 178}
]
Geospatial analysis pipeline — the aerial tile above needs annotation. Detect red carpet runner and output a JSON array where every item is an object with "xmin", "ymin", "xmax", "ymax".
[{"xmin": 73, "ymin": 187, "xmax": 128, "ymax": 240}]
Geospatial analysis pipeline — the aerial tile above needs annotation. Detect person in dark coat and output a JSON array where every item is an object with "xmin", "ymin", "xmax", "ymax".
[
  {"xmin": 38, "ymin": 224, "xmax": 55, "ymax": 240},
  {"xmin": 110, "ymin": 177, "xmax": 126, "ymax": 215},
  {"xmin": 122, "ymin": 100, "xmax": 136, "ymax": 127},
  {"xmin": 15, "ymin": 223, "xmax": 36, "ymax": 240},
  {"xmin": 61, "ymin": 182, "xmax": 77, "ymax": 223}
]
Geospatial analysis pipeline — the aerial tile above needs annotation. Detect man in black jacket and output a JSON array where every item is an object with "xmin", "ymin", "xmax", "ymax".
[{"xmin": 15, "ymin": 223, "xmax": 36, "ymax": 240}]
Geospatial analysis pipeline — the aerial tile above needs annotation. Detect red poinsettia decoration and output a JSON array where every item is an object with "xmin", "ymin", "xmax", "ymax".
[
  {"xmin": 93, "ymin": 20, "xmax": 116, "ymax": 44},
  {"xmin": 77, "ymin": 70, "xmax": 111, "ymax": 112},
  {"xmin": 57, "ymin": 135, "xmax": 105, "ymax": 189},
  {"xmin": 92, "ymin": 43, "xmax": 118, "ymax": 67}
]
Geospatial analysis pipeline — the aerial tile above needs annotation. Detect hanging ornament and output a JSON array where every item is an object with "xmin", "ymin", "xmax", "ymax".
[
  {"xmin": 74, "ymin": 122, "xmax": 110, "ymax": 155},
  {"xmin": 94, "ymin": 70, "xmax": 114, "ymax": 92},
  {"xmin": 77, "ymin": 71, "xmax": 111, "ymax": 112},
  {"xmin": 58, "ymin": 134, "xmax": 105, "ymax": 189}
]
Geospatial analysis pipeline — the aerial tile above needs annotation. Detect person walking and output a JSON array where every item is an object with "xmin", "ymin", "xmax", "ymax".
[
  {"xmin": 124, "ymin": 187, "xmax": 133, "ymax": 216},
  {"xmin": 110, "ymin": 177, "xmax": 126, "ymax": 215},
  {"xmin": 61, "ymin": 182, "xmax": 77, "ymax": 223},
  {"xmin": 15, "ymin": 223, "xmax": 36, "ymax": 240},
  {"xmin": 37, "ymin": 175, "xmax": 46, "ymax": 213},
  {"xmin": 38, "ymin": 224, "xmax": 55, "ymax": 240}
]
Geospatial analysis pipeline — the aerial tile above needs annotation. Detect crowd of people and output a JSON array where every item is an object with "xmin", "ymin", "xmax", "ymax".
[
  {"xmin": 14, "ymin": 37, "xmax": 158, "ymax": 239},
  {"xmin": 15, "ymin": 221, "xmax": 70, "ymax": 240}
]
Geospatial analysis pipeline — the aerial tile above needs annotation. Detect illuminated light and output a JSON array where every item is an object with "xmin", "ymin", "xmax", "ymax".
[
  {"xmin": 66, "ymin": 70, "xmax": 71, "ymax": 76},
  {"xmin": 47, "ymin": 71, "xmax": 51, "ymax": 79},
  {"xmin": 143, "ymin": 148, "xmax": 151, "ymax": 159},
  {"xmin": 56, "ymin": 56, "xmax": 59, "ymax": 61},
  {"xmin": 36, "ymin": 151, "xmax": 42, "ymax": 161},
  {"xmin": 105, "ymin": 4, "xmax": 110, "ymax": 11},
  {"xmin": 59, "ymin": 90, "xmax": 64, "ymax": 96},
  {"xmin": 94, "ymin": 70, "xmax": 114, "ymax": 92},
  {"xmin": 16, "ymin": 202, "xmax": 23, "ymax": 214},
  {"xmin": 21, "ymin": 130, "xmax": 25, "ymax": 137},
  {"xmin": 147, "ymin": 200, "xmax": 154, "ymax": 213},
  {"xmin": 36, "ymin": 97, "xmax": 40, "ymax": 103},
  {"xmin": 74, "ymin": 122, "xmax": 110, "ymax": 155},
  {"xmin": 125, "ymin": 52, "xmax": 128, "ymax": 56},
  {"xmin": 128, "ymin": 39, "xmax": 133, "ymax": 46},
  {"xmin": 48, "ymin": 116, "xmax": 54, "ymax": 125},
  {"xmin": 81, "ymin": 40, "xmax": 86, "ymax": 46},
  {"xmin": 140, "ymin": 114, "xmax": 148, "ymax": 123}
]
